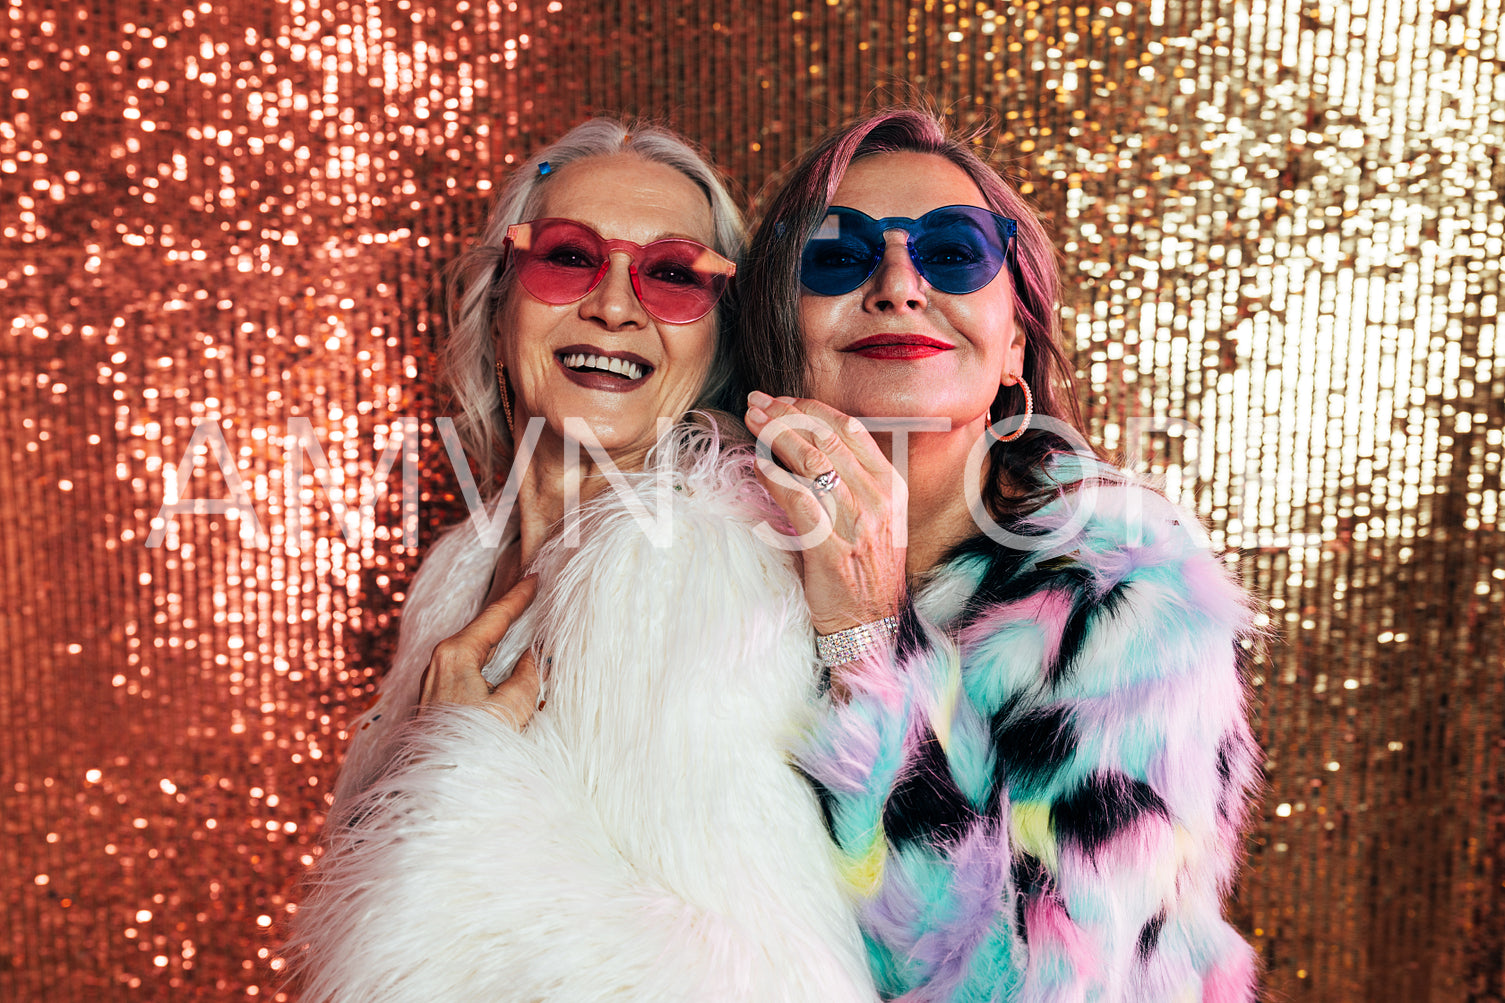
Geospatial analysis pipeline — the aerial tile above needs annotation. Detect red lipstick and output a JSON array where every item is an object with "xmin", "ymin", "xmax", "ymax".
[{"xmin": 843, "ymin": 334, "xmax": 953, "ymax": 360}]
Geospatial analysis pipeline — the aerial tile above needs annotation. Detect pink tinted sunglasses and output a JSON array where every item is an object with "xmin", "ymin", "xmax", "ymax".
[{"xmin": 501, "ymin": 218, "xmax": 735, "ymax": 324}]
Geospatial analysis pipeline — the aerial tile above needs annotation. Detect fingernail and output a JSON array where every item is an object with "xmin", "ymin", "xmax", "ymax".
[
  {"xmin": 775, "ymin": 396, "xmax": 796, "ymax": 405},
  {"xmin": 747, "ymin": 390, "xmax": 773, "ymax": 407},
  {"xmin": 746, "ymin": 406, "xmax": 767, "ymax": 423}
]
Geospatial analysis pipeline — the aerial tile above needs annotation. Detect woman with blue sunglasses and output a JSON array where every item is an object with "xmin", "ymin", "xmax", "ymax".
[{"xmin": 736, "ymin": 109, "xmax": 1262, "ymax": 1001}]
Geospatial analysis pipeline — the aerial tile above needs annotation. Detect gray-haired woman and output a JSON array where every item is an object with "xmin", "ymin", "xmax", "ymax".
[{"xmin": 288, "ymin": 119, "xmax": 874, "ymax": 1003}]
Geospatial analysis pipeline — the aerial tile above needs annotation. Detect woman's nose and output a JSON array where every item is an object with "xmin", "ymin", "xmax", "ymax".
[
  {"xmin": 579, "ymin": 254, "xmax": 648, "ymax": 328},
  {"xmin": 862, "ymin": 232, "xmax": 927, "ymax": 312}
]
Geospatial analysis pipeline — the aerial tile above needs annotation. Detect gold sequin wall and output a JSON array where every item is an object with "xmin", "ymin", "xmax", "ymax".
[{"xmin": 1, "ymin": 0, "xmax": 1501, "ymax": 999}]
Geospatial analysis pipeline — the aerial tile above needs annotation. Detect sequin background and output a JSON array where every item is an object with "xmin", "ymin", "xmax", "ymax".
[{"xmin": 1, "ymin": 0, "xmax": 1501, "ymax": 999}]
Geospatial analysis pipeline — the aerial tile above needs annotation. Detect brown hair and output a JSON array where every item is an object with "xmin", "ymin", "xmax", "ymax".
[{"xmin": 732, "ymin": 108, "xmax": 1091, "ymax": 515}]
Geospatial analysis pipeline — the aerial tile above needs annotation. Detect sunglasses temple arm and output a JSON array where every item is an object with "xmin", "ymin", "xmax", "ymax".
[
  {"xmin": 491, "ymin": 244, "xmax": 512, "ymax": 293},
  {"xmin": 1009, "ymin": 237, "xmax": 1045, "ymax": 327}
]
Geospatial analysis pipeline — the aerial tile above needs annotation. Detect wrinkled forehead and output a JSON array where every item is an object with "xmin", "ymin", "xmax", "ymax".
[
  {"xmin": 829, "ymin": 151, "xmax": 990, "ymax": 219},
  {"xmin": 535, "ymin": 152, "xmax": 716, "ymax": 247}
]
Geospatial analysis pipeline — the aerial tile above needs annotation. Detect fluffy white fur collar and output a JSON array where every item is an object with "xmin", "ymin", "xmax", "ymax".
[{"xmin": 291, "ymin": 423, "xmax": 875, "ymax": 1002}]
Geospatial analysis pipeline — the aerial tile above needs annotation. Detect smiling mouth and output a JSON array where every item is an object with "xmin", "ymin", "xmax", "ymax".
[{"xmin": 558, "ymin": 352, "xmax": 651, "ymax": 381}]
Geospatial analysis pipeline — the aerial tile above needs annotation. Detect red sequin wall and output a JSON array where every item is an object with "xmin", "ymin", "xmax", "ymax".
[{"xmin": 2, "ymin": 1, "xmax": 1502, "ymax": 1000}]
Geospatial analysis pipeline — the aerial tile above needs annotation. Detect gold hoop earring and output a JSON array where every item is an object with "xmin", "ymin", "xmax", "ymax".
[
  {"xmin": 495, "ymin": 361, "xmax": 515, "ymax": 434},
  {"xmin": 993, "ymin": 376, "xmax": 1033, "ymax": 443}
]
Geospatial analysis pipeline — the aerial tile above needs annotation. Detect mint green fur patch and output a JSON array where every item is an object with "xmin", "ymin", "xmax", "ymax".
[
  {"xmin": 955, "ymin": 921, "xmax": 1025, "ymax": 1003},
  {"xmin": 863, "ymin": 930, "xmax": 906, "ymax": 998}
]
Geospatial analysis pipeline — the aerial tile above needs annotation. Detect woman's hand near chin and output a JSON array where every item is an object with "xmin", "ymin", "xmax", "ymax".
[
  {"xmin": 745, "ymin": 390, "xmax": 907, "ymax": 639},
  {"xmin": 418, "ymin": 575, "xmax": 543, "ymax": 729}
]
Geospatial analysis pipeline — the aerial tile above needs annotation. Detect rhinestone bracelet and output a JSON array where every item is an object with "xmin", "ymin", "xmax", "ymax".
[{"xmin": 815, "ymin": 615, "xmax": 900, "ymax": 669}]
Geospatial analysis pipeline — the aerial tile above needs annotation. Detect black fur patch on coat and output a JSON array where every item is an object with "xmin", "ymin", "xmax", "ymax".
[
  {"xmin": 1052, "ymin": 771, "xmax": 1170, "ymax": 857},
  {"xmin": 1137, "ymin": 909, "xmax": 1167, "ymax": 960},
  {"xmin": 1048, "ymin": 577, "xmax": 1131, "ymax": 687},
  {"xmin": 1214, "ymin": 733, "xmax": 1236, "ymax": 822},
  {"xmin": 959, "ymin": 550, "xmax": 1093, "ymax": 634},
  {"xmin": 989, "ymin": 700, "xmax": 1078, "ymax": 811},
  {"xmin": 884, "ymin": 727, "xmax": 978, "ymax": 847},
  {"xmin": 895, "ymin": 600, "xmax": 928, "ymax": 661}
]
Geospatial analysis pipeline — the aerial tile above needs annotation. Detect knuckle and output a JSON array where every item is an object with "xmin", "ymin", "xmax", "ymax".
[
  {"xmin": 794, "ymin": 491, "xmax": 822, "ymax": 517},
  {"xmin": 430, "ymin": 638, "xmax": 469, "ymax": 667}
]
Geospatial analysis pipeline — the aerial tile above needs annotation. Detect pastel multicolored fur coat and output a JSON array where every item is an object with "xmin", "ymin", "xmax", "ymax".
[
  {"xmin": 799, "ymin": 473, "xmax": 1262, "ymax": 1002},
  {"xmin": 288, "ymin": 424, "xmax": 875, "ymax": 1002}
]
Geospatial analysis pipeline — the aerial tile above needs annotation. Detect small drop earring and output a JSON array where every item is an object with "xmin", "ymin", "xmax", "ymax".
[{"xmin": 495, "ymin": 361, "xmax": 515, "ymax": 434}]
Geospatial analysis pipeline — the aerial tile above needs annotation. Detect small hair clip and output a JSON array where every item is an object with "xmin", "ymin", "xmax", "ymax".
[
  {"xmin": 774, "ymin": 221, "xmax": 787, "ymax": 238},
  {"xmin": 538, "ymin": 161, "xmax": 552, "ymax": 176}
]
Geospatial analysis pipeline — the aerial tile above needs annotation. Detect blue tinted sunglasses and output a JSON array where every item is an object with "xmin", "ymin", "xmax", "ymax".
[{"xmin": 800, "ymin": 204, "xmax": 1018, "ymax": 296}]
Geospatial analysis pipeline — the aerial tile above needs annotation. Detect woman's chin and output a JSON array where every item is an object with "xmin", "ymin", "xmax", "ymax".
[
  {"xmin": 528, "ymin": 410, "xmax": 662, "ymax": 460},
  {"xmin": 822, "ymin": 390, "xmax": 978, "ymax": 427},
  {"xmin": 521, "ymin": 378, "xmax": 703, "ymax": 464}
]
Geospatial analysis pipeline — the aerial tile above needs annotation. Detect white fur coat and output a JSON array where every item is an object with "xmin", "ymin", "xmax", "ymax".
[{"xmin": 290, "ymin": 425, "xmax": 875, "ymax": 1002}]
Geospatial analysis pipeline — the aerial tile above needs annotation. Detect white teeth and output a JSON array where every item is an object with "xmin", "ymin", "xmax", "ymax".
[{"xmin": 561, "ymin": 353, "xmax": 645, "ymax": 380}]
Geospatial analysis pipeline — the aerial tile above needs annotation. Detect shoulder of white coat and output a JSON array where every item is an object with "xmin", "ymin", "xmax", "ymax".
[
  {"xmin": 401, "ymin": 516, "xmax": 496, "ymax": 622},
  {"xmin": 293, "ymin": 708, "xmax": 617, "ymax": 1002},
  {"xmin": 329, "ymin": 516, "xmax": 500, "ymax": 817}
]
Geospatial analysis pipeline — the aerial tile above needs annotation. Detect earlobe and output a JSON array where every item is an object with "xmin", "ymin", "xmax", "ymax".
[{"xmin": 1001, "ymin": 345, "xmax": 1026, "ymax": 385}]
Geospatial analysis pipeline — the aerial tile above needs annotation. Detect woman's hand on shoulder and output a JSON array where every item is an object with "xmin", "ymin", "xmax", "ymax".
[
  {"xmin": 418, "ymin": 575, "xmax": 544, "ymax": 729},
  {"xmin": 745, "ymin": 391, "xmax": 906, "ymax": 634}
]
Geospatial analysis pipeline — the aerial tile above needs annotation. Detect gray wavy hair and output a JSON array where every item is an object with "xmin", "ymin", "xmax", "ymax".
[{"xmin": 442, "ymin": 118, "xmax": 745, "ymax": 487}]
